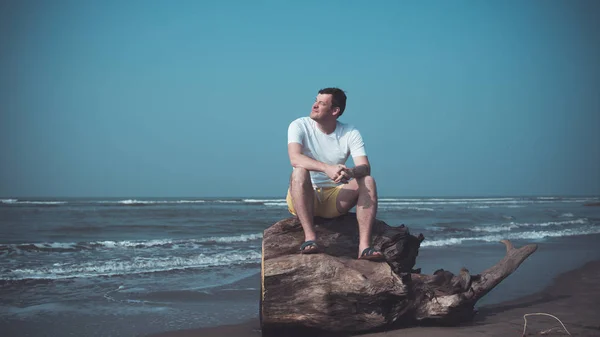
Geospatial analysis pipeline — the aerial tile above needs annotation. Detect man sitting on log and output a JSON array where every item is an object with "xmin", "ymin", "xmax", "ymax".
[{"xmin": 286, "ymin": 87, "xmax": 384, "ymax": 261}]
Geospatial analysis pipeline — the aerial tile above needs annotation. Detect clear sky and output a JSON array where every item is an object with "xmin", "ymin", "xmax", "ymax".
[{"xmin": 1, "ymin": 0, "xmax": 599, "ymax": 198}]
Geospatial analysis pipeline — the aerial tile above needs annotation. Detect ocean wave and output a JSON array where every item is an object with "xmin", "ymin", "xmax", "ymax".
[
  {"xmin": 4, "ymin": 197, "xmax": 595, "ymax": 207},
  {"xmin": 421, "ymin": 227, "xmax": 600, "ymax": 247},
  {"xmin": 425, "ymin": 225, "xmax": 444, "ymax": 231},
  {"xmin": 376, "ymin": 197, "xmax": 597, "ymax": 206},
  {"xmin": 378, "ymin": 200, "xmax": 530, "ymax": 206},
  {"xmin": 378, "ymin": 205, "xmax": 435, "ymax": 211},
  {"xmin": 243, "ymin": 199, "xmax": 286, "ymax": 203},
  {"xmin": 190, "ymin": 233, "xmax": 263, "ymax": 243},
  {"xmin": 0, "ymin": 234, "xmax": 264, "ymax": 254},
  {"xmin": 470, "ymin": 218, "xmax": 588, "ymax": 233},
  {"xmin": 379, "ymin": 197, "xmax": 517, "ymax": 202},
  {"xmin": 2, "ymin": 250, "xmax": 262, "ymax": 280},
  {"xmin": 0, "ymin": 200, "xmax": 68, "ymax": 205},
  {"xmin": 264, "ymin": 202, "xmax": 288, "ymax": 207},
  {"xmin": 0, "ymin": 242, "xmax": 95, "ymax": 253},
  {"xmin": 118, "ymin": 199, "xmax": 154, "ymax": 205},
  {"xmin": 99, "ymin": 198, "xmax": 275, "ymax": 205},
  {"xmin": 98, "ymin": 199, "xmax": 206, "ymax": 205}
]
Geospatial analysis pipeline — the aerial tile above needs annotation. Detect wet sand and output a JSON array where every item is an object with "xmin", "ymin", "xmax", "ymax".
[{"xmin": 149, "ymin": 259, "xmax": 600, "ymax": 337}]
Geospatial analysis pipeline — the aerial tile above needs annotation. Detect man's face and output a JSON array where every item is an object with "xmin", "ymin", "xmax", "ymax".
[{"xmin": 310, "ymin": 94, "xmax": 337, "ymax": 121}]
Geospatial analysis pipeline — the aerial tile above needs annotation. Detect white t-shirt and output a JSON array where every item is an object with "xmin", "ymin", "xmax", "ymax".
[{"xmin": 288, "ymin": 117, "xmax": 367, "ymax": 188}]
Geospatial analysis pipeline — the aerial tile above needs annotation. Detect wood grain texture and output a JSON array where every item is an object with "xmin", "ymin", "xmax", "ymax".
[{"xmin": 261, "ymin": 213, "xmax": 537, "ymax": 334}]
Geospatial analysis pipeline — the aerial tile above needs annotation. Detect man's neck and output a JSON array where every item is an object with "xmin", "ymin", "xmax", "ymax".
[{"xmin": 315, "ymin": 119, "xmax": 337, "ymax": 135}]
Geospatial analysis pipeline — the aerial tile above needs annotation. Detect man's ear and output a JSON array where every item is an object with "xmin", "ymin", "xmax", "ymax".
[{"xmin": 332, "ymin": 106, "xmax": 341, "ymax": 117}]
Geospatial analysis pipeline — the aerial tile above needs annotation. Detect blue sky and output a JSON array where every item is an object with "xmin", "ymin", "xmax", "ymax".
[{"xmin": 1, "ymin": 0, "xmax": 599, "ymax": 197}]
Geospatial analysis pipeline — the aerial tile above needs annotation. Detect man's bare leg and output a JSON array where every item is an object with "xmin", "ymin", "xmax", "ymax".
[
  {"xmin": 355, "ymin": 176, "xmax": 378, "ymax": 258},
  {"xmin": 336, "ymin": 176, "xmax": 381, "ymax": 259},
  {"xmin": 290, "ymin": 167, "xmax": 317, "ymax": 251}
]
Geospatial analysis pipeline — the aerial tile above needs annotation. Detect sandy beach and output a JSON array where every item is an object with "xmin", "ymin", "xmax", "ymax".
[{"xmin": 149, "ymin": 259, "xmax": 600, "ymax": 337}]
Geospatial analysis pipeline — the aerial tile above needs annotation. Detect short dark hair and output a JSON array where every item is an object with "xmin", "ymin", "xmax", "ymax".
[{"xmin": 318, "ymin": 87, "xmax": 347, "ymax": 117}]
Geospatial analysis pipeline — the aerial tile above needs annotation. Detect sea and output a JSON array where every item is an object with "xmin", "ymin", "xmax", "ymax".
[{"xmin": 1, "ymin": 196, "xmax": 600, "ymax": 336}]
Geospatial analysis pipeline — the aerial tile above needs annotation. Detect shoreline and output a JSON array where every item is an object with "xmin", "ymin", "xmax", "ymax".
[{"xmin": 148, "ymin": 259, "xmax": 600, "ymax": 337}]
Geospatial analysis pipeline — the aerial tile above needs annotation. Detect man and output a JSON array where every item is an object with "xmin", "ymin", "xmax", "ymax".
[{"xmin": 286, "ymin": 87, "xmax": 383, "ymax": 261}]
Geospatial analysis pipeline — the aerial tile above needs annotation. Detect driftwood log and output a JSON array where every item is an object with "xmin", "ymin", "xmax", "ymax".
[{"xmin": 260, "ymin": 213, "xmax": 537, "ymax": 335}]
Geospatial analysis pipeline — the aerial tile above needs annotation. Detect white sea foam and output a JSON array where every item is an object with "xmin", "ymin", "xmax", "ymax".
[
  {"xmin": 112, "ymin": 199, "xmax": 206, "ymax": 205},
  {"xmin": 44, "ymin": 242, "xmax": 84, "ymax": 249},
  {"xmin": 406, "ymin": 207, "xmax": 435, "ymax": 211},
  {"xmin": 379, "ymin": 202, "xmax": 441, "ymax": 207},
  {"xmin": 378, "ymin": 198, "xmax": 428, "ymax": 202},
  {"xmin": 1, "ymin": 200, "xmax": 68, "ymax": 205},
  {"xmin": 96, "ymin": 234, "xmax": 263, "ymax": 247},
  {"xmin": 422, "ymin": 227, "xmax": 600, "ymax": 247},
  {"xmin": 374, "ymin": 197, "xmax": 596, "ymax": 206},
  {"xmin": 377, "ymin": 200, "xmax": 529, "ymax": 206},
  {"xmin": 422, "ymin": 238, "xmax": 467, "ymax": 247},
  {"xmin": 378, "ymin": 205, "xmax": 435, "ymax": 211},
  {"xmin": 560, "ymin": 213, "xmax": 574, "ymax": 218},
  {"xmin": 195, "ymin": 233, "xmax": 263, "ymax": 243},
  {"xmin": 426, "ymin": 197, "xmax": 518, "ymax": 202},
  {"xmin": 470, "ymin": 218, "xmax": 588, "ymax": 233},
  {"xmin": 5, "ymin": 242, "xmax": 86, "ymax": 252},
  {"xmin": 2, "ymin": 250, "xmax": 262, "ymax": 280},
  {"xmin": 96, "ymin": 239, "xmax": 173, "ymax": 248},
  {"xmin": 416, "ymin": 207, "xmax": 435, "ymax": 211},
  {"xmin": 560, "ymin": 198, "xmax": 595, "ymax": 202},
  {"xmin": 380, "ymin": 197, "xmax": 518, "ymax": 202},
  {"xmin": 2, "ymin": 234, "xmax": 264, "ymax": 253},
  {"xmin": 118, "ymin": 199, "xmax": 156, "ymax": 205},
  {"xmin": 470, "ymin": 223, "xmax": 521, "ymax": 233},
  {"xmin": 243, "ymin": 199, "xmax": 286, "ymax": 203},
  {"xmin": 264, "ymin": 202, "xmax": 288, "ymax": 207}
]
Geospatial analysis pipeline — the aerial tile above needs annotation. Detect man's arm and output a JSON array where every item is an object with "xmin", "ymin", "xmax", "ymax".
[
  {"xmin": 288, "ymin": 143, "xmax": 327, "ymax": 172},
  {"xmin": 344, "ymin": 156, "xmax": 371, "ymax": 181},
  {"xmin": 350, "ymin": 155, "xmax": 371, "ymax": 178},
  {"xmin": 336, "ymin": 128, "xmax": 370, "ymax": 182},
  {"xmin": 288, "ymin": 143, "xmax": 346, "ymax": 180}
]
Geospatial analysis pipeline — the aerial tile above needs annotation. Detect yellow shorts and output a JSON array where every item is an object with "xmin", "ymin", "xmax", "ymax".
[{"xmin": 286, "ymin": 186, "xmax": 344, "ymax": 219}]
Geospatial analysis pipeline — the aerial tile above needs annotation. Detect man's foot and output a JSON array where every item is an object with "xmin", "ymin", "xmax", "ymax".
[
  {"xmin": 299, "ymin": 240, "xmax": 321, "ymax": 254},
  {"xmin": 358, "ymin": 247, "xmax": 385, "ymax": 261}
]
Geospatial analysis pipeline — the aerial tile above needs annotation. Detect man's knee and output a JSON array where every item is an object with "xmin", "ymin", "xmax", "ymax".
[
  {"xmin": 357, "ymin": 175, "xmax": 376, "ymax": 187},
  {"xmin": 291, "ymin": 167, "xmax": 311, "ymax": 186},
  {"xmin": 357, "ymin": 175, "xmax": 377, "ymax": 194}
]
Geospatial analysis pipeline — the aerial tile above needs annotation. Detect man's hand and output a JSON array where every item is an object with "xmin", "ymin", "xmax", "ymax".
[
  {"xmin": 326, "ymin": 164, "xmax": 347, "ymax": 183},
  {"xmin": 333, "ymin": 166, "xmax": 352, "ymax": 184},
  {"xmin": 333, "ymin": 165, "xmax": 370, "ymax": 184},
  {"xmin": 326, "ymin": 164, "xmax": 371, "ymax": 184}
]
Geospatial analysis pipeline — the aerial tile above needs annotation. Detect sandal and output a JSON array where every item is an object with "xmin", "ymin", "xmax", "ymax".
[
  {"xmin": 359, "ymin": 247, "xmax": 385, "ymax": 261},
  {"xmin": 299, "ymin": 240, "xmax": 320, "ymax": 254}
]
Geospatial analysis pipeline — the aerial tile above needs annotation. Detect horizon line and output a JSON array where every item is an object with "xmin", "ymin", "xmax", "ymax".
[{"xmin": 2, "ymin": 194, "xmax": 599, "ymax": 199}]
